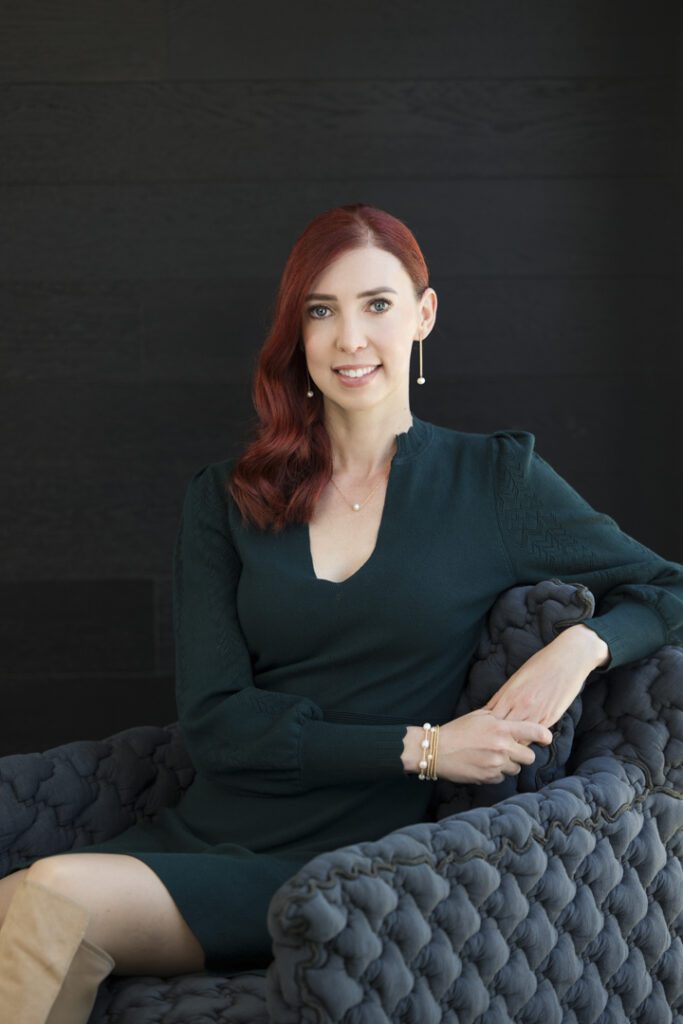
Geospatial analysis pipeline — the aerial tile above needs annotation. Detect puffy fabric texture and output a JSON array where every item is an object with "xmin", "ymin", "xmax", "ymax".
[{"xmin": 0, "ymin": 578, "xmax": 681, "ymax": 1023}]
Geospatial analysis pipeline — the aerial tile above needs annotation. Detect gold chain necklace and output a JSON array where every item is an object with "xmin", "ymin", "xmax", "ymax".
[{"xmin": 329, "ymin": 454, "xmax": 394, "ymax": 512}]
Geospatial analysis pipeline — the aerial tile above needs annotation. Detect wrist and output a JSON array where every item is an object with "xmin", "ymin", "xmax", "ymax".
[
  {"xmin": 562, "ymin": 622, "xmax": 611, "ymax": 670},
  {"xmin": 401, "ymin": 726, "xmax": 424, "ymax": 774}
]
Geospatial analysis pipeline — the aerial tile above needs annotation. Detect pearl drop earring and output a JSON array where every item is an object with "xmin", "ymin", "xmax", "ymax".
[{"xmin": 306, "ymin": 370, "xmax": 314, "ymax": 398}]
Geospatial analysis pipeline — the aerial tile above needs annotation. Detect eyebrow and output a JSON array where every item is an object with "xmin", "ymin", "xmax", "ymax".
[{"xmin": 303, "ymin": 286, "xmax": 398, "ymax": 301}]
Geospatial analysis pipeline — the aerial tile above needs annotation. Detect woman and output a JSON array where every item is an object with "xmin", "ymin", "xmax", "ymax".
[{"xmin": 0, "ymin": 203, "xmax": 681, "ymax": 1022}]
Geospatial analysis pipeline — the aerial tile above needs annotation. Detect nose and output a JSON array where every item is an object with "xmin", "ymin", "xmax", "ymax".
[{"xmin": 336, "ymin": 323, "xmax": 368, "ymax": 354}]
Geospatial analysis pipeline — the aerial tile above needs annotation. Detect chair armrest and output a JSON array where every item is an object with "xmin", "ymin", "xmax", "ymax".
[
  {"xmin": 0, "ymin": 722, "xmax": 194, "ymax": 875},
  {"xmin": 572, "ymin": 643, "xmax": 683, "ymax": 792},
  {"xmin": 266, "ymin": 754, "xmax": 679, "ymax": 1022},
  {"xmin": 265, "ymin": 585, "xmax": 682, "ymax": 1019}
]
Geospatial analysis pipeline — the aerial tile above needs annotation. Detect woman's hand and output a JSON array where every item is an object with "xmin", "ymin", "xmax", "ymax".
[
  {"xmin": 434, "ymin": 709, "xmax": 553, "ymax": 785},
  {"xmin": 482, "ymin": 623, "xmax": 610, "ymax": 728},
  {"xmin": 403, "ymin": 626, "xmax": 609, "ymax": 786}
]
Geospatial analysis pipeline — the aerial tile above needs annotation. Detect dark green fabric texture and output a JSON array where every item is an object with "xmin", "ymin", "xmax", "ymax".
[{"xmin": 58, "ymin": 415, "xmax": 683, "ymax": 971}]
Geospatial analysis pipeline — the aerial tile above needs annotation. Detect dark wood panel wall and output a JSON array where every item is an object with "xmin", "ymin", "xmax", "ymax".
[{"xmin": 1, "ymin": 1, "xmax": 681, "ymax": 755}]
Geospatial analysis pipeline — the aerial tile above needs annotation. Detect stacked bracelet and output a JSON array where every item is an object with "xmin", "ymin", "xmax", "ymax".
[{"xmin": 418, "ymin": 721, "xmax": 440, "ymax": 780}]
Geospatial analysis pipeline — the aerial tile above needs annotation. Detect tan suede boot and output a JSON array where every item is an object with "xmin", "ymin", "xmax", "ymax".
[
  {"xmin": 0, "ymin": 874, "xmax": 92, "ymax": 1023},
  {"xmin": 45, "ymin": 936, "xmax": 115, "ymax": 1024}
]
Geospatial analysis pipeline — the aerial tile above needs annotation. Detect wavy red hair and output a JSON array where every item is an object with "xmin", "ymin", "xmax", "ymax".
[{"xmin": 227, "ymin": 203, "xmax": 430, "ymax": 532}]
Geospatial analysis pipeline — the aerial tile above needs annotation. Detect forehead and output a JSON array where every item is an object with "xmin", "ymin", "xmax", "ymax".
[{"xmin": 308, "ymin": 246, "xmax": 409, "ymax": 295}]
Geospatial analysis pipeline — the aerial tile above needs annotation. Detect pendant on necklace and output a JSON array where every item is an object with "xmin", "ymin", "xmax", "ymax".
[{"xmin": 352, "ymin": 503, "xmax": 361, "ymax": 511}]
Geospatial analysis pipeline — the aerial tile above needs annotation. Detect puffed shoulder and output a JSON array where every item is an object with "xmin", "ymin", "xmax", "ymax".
[
  {"xmin": 487, "ymin": 427, "xmax": 536, "ymax": 448},
  {"xmin": 180, "ymin": 459, "xmax": 239, "ymax": 532},
  {"xmin": 486, "ymin": 428, "xmax": 538, "ymax": 475},
  {"xmin": 184, "ymin": 456, "xmax": 237, "ymax": 498},
  {"xmin": 183, "ymin": 462, "xmax": 218, "ymax": 505},
  {"xmin": 486, "ymin": 427, "xmax": 596, "ymax": 512}
]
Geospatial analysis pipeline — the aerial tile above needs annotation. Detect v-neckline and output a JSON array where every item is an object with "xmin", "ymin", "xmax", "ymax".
[
  {"xmin": 303, "ymin": 414, "xmax": 430, "ymax": 586},
  {"xmin": 306, "ymin": 460, "xmax": 396, "ymax": 585}
]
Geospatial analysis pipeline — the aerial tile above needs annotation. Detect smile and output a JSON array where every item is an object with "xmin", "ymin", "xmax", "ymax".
[{"xmin": 334, "ymin": 365, "xmax": 381, "ymax": 379}]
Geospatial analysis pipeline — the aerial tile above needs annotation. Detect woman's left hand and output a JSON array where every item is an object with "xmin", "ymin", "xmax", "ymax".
[{"xmin": 483, "ymin": 624, "xmax": 609, "ymax": 729}]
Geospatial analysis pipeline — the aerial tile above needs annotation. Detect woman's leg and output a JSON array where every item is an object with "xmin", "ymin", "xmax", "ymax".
[
  {"xmin": 0, "ymin": 854, "xmax": 206, "ymax": 977},
  {"xmin": 0, "ymin": 870, "xmax": 95, "ymax": 1022},
  {"xmin": 0, "ymin": 867, "xmax": 28, "ymax": 921}
]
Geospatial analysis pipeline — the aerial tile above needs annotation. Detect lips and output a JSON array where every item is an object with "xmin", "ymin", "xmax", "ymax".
[{"xmin": 333, "ymin": 364, "xmax": 381, "ymax": 373}]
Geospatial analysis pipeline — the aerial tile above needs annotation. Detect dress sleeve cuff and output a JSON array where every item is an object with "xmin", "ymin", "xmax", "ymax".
[
  {"xmin": 299, "ymin": 720, "xmax": 410, "ymax": 789},
  {"xmin": 580, "ymin": 600, "xmax": 669, "ymax": 673}
]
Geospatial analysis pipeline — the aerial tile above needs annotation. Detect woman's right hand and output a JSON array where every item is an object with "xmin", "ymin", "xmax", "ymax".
[{"xmin": 433, "ymin": 708, "xmax": 554, "ymax": 785}]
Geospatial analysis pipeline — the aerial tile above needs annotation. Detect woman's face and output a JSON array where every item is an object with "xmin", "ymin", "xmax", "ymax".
[{"xmin": 300, "ymin": 245, "xmax": 437, "ymax": 413}]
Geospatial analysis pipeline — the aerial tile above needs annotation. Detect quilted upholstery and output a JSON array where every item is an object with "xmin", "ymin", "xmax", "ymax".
[{"xmin": 0, "ymin": 579, "xmax": 681, "ymax": 1023}]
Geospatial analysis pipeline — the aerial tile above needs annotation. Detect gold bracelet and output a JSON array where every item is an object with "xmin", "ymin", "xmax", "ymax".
[
  {"xmin": 418, "ymin": 722, "xmax": 440, "ymax": 780},
  {"xmin": 430, "ymin": 723, "xmax": 440, "ymax": 780}
]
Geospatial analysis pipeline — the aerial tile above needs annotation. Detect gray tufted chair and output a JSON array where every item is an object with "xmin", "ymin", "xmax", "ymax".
[{"xmin": 0, "ymin": 578, "xmax": 681, "ymax": 1023}]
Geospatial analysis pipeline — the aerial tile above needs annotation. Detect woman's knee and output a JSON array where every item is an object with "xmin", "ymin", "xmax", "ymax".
[{"xmin": 25, "ymin": 853, "xmax": 206, "ymax": 976}]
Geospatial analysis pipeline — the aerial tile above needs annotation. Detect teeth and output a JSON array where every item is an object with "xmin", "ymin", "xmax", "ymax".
[{"xmin": 338, "ymin": 366, "xmax": 378, "ymax": 378}]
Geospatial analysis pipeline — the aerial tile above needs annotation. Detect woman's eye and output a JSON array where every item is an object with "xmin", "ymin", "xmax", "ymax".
[
  {"xmin": 307, "ymin": 305, "xmax": 330, "ymax": 319},
  {"xmin": 306, "ymin": 298, "xmax": 391, "ymax": 319}
]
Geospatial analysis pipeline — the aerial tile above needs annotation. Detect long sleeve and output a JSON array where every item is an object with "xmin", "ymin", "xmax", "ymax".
[
  {"xmin": 489, "ymin": 430, "xmax": 683, "ymax": 673},
  {"xmin": 172, "ymin": 463, "xmax": 409, "ymax": 794}
]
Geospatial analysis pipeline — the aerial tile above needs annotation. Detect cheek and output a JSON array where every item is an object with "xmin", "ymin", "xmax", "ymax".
[
  {"xmin": 304, "ymin": 324, "xmax": 334, "ymax": 351},
  {"xmin": 302, "ymin": 338, "xmax": 328, "ymax": 364}
]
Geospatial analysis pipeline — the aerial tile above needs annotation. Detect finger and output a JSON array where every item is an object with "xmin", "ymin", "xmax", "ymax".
[
  {"xmin": 511, "ymin": 740, "xmax": 537, "ymax": 764},
  {"xmin": 511, "ymin": 720, "xmax": 553, "ymax": 745}
]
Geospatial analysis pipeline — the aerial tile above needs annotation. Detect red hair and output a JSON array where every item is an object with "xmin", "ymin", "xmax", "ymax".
[{"xmin": 227, "ymin": 203, "xmax": 430, "ymax": 532}]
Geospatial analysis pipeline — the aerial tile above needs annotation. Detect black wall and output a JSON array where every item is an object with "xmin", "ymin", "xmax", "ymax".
[{"xmin": 1, "ymin": 1, "xmax": 681, "ymax": 755}]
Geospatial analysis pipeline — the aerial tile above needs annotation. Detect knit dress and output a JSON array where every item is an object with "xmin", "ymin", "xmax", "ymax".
[{"xmin": 50, "ymin": 415, "xmax": 683, "ymax": 971}]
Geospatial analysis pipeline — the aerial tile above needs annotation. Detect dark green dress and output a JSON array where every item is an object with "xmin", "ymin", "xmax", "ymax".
[{"xmin": 54, "ymin": 416, "xmax": 683, "ymax": 971}]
